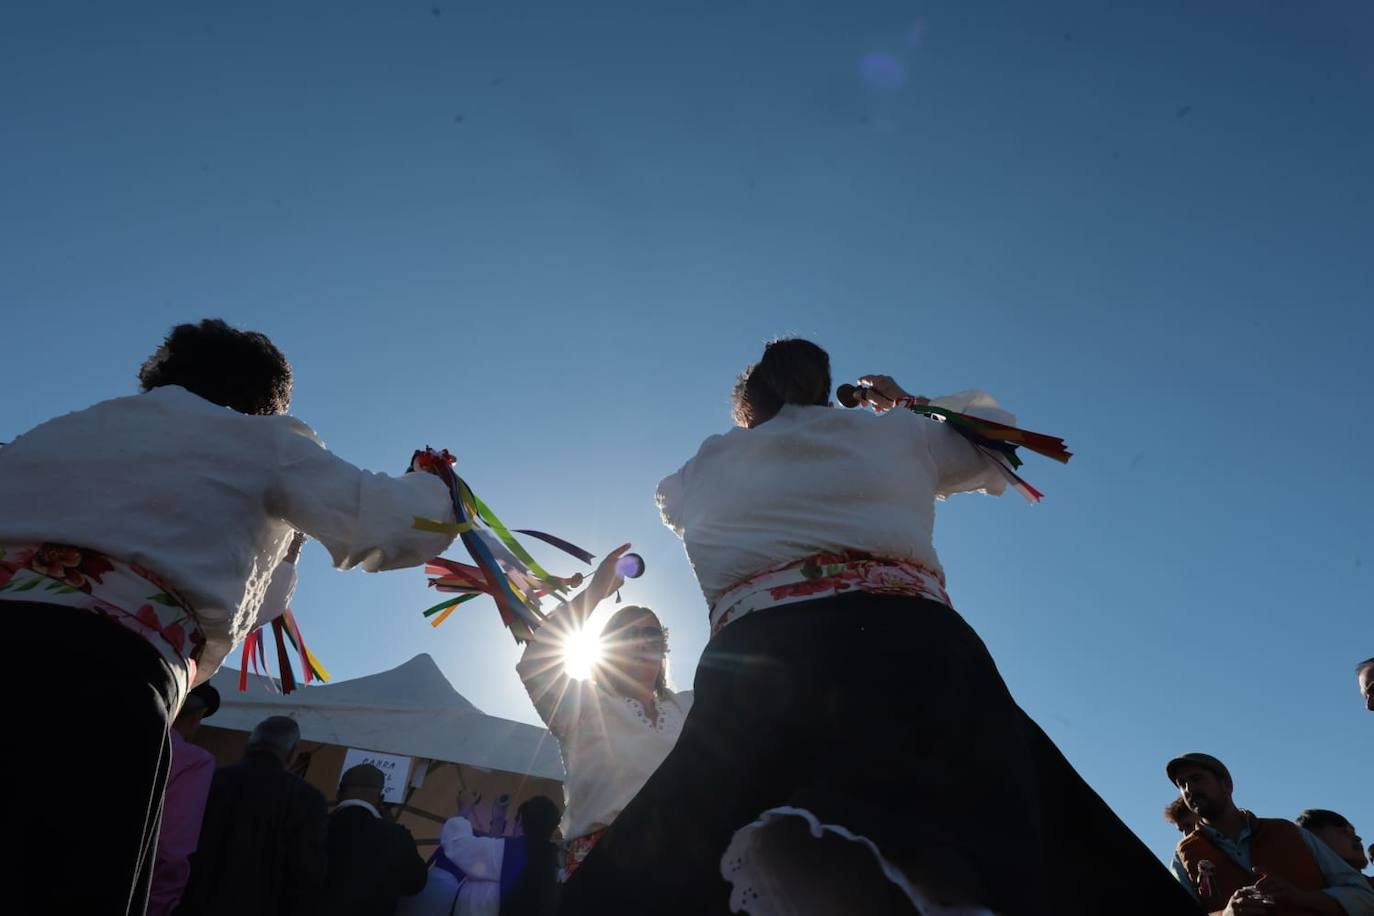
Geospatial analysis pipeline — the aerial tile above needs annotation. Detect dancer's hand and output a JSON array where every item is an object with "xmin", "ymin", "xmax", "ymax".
[
  {"xmin": 457, "ymin": 790, "xmax": 482, "ymax": 818},
  {"xmin": 409, "ymin": 447, "xmax": 452, "ymax": 476},
  {"xmin": 857, "ymin": 374, "xmax": 929, "ymax": 412},
  {"xmin": 588, "ymin": 543, "xmax": 631, "ymax": 602},
  {"xmin": 540, "ymin": 544, "xmax": 631, "ymax": 633}
]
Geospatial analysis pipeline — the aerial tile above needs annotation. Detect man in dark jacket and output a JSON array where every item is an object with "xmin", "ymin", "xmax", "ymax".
[
  {"xmin": 321, "ymin": 764, "xmax": 427, "ymax": 916},
  {"xmin": 178, "ymin": 716, "xmax": 328, "ymax": 916}
]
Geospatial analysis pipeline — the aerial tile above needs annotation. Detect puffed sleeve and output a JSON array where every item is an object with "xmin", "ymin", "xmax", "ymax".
[
  {"xmin": 923, "ymin": 390, "xmax": 1015, "ymax": 499},
  {"xmin": 655, "ymin": 467, "xmax": 687, "ymax": 537},
  {"xmin": 266, "ymin": 417, "xmax": 457, "ymax": 572},
  {"xmin": 656, "ymin": 432, "xmax": 729, "ymax": 537},
  {"xmin": 251, "ymin": 561, "xmax": 298, "ymax": 628},
  {"xmin": 440, "ymin": 817, "xmax": 504, "ymax": 880}
]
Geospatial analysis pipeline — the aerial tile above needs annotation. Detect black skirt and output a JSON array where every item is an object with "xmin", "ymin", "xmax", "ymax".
[
  {"xmin": 558, "ymin": 592, "xmax": 1202, "ymax": 916},
  {"xmin": 8, "ymin": 602, "xmax": 177, "ymax": 915}
]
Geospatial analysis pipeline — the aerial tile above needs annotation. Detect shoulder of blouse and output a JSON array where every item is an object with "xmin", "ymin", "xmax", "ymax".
[
  {"xmin": 265, "ymin": 412, "xmax": 326, "ymax": 446},
  {"xmin": 144, "ymin": 387, "xmax": 329, "ymax": 449}
]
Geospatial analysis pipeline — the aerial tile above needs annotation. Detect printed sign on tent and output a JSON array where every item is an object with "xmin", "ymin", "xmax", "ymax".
[{"xmin": 340, "ymin": 748, "xmax": 414, "ymax": 804}]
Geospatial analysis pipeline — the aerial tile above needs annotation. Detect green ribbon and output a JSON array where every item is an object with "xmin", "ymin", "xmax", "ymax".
[
  {"xmin": 422, "ymin": 593, "xmax": 481, "ymax": 618},
  {"xmin": 470, "ymin": 493, "xmax": 562, "ymax": 587}
]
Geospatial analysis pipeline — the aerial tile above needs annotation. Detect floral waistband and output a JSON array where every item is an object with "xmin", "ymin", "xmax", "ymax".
[
  {"xmin": 0, "ymin": 544, "xmax": 205, "ymax": 710},
  {"xmin": 709, "ymin": 552, "xmax": 952, "ymax": 638},
  {"xmin": 563, "ymin": 828, "xmax": 608, "ymax": 880}
]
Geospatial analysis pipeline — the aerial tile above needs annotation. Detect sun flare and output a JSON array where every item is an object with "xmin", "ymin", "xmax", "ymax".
[{"xmin": 562, "ymin": 626, "xmax": 604, "ymax": 681}]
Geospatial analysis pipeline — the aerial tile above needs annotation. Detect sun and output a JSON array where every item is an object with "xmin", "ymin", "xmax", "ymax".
[{"xmin": 562, "ymin": 626, "xmax": 604, "ymax": 681}]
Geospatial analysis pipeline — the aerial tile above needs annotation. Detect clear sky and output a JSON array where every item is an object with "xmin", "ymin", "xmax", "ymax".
[{"xmin": 3, "ymin": 0, "xmax": 1370, "ymax": 863}]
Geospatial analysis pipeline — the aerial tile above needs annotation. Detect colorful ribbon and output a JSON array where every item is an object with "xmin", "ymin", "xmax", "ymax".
[
  {"xmin": 411, "ymin": 447, "xmax": 591, "ymax": 641},
  {"xmin": 514, "ymin": 530, "xmax": 596, "ymax": 565},
  {"xmin": 237, "ymin": 606, "xmax": 329, "ymax": 694},
  {"xmin": 902, "ymin": 400, "xmax": 1072, "ymax": 503}
]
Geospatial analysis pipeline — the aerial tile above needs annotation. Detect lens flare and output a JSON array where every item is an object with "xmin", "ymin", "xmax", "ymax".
[
  {"xmin": 562, "ymin": 626, "xmax": 603, "ymax": 681},
  {"xmin": 859, "ymin": 53, "xmax": 906, "ymax": 92}
]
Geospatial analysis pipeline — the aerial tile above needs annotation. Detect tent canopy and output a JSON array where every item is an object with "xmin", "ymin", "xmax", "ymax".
[{"xmin": 209, "ymin": 653, "xmax": 564, "ymax": 781}]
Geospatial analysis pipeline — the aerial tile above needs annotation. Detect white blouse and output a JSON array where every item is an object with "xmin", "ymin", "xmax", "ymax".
[
  {"xmin": 517, "ymin": 605, "xmax": 692, "ymax": 840},
  {"xmin": 0, "ymin": 385, "xmax": 456, "ymax": 680},
  {"xmin": 439, "ymin": 817, "xmax": 502, "ymax": 916},
  {"xmin": 656, "ymin": 391, "xmax": 1013, "ymax": 607}
]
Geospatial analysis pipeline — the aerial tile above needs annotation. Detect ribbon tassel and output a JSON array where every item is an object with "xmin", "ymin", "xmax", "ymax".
[
  {"xmin": 904, "ymin": 401, "xmax": 1071, "ymax": 501},
  {"xmin": 235, "ymin": 608, "xmax": 329, "ymax": 693},
  {"xmin": 410, "ymin": 446, "xmax": 591, "ymax": 642}
]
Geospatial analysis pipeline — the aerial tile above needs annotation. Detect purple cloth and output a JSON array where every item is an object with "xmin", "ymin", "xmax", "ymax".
[
  {"xmin": 428, "ymin": 844, "xmax": 468, "ymax": 885},
  {"xmin": 147, "ymin": 729, "xmax": 215, "ymax": 916}
]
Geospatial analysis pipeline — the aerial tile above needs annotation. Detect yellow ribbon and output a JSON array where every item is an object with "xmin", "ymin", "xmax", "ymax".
[{"xmin": 412, "ymin": 517, "xmax": 476, "ymax": 535}]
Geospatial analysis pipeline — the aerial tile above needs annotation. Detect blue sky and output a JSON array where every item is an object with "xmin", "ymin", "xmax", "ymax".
[{"xmin": 3, "ymin": 0, "xmax": 1370, "ymax": 862}]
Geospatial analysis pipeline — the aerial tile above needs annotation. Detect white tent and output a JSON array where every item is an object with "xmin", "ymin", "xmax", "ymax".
[
  {"xmin": 207, "ymin": 652, "xmax": 564, "ymax": 780},
  {"xmin": 197, "ymin": 654, "xmax": 566, "ymax": 853}
]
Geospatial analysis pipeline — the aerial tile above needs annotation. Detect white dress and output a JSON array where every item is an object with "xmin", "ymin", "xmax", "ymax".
[
  {"xmin": 517, "ymin": 601, "xmax": 692, "ymax": 842},
  {"xmin": 655, "ymin": 393, "xmax": 1011, "ymax": 916},
  {"xmin": 440, "ymin": 817, "xmax": 502, "ymax": 916}
]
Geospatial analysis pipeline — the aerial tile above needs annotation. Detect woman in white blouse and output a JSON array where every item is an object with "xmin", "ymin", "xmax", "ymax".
[
  {"xmin": 558, "ymin": 339, "xmax": 1201, "ymax": 916},
  {"xmin": 428, "ymin": 794, "xmax": 561, "ymax": 916},
  {"xmin": 516, "ymin": 544, "xmax": 692, "ymax": 879},
  {"xmin": 0, "ymin": 319, "xmax": 457, "ymax": 915}
]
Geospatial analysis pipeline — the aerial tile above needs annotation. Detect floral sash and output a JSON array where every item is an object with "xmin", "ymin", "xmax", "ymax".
[
  {"xmin": 563, "ymin": 827, "xmax": 607, "ymax": 880},
  {"xmin": 0, "ymin": 543, "xmax": 205, "ymax": 710},
  {"xmin": 710, "ymin": 552, "xmax": 952, "ymax": 638}
]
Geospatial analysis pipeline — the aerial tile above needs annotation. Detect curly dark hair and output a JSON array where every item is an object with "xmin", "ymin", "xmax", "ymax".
[
  {"xmin": 732, "ymin": 337, "xmax": 831, "ymax": 428},
  {"xmin": 138, "ymin": 319, "xmax": 293, "ymax": 416}
]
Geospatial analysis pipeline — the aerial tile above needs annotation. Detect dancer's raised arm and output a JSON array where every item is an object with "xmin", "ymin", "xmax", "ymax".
[{"xmin": 516, "ymin": 544, "xmax": 629, "ymax": 733}]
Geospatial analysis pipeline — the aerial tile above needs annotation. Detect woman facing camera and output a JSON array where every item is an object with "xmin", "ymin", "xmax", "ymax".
[
  {"xmin": 0, "ymin": 319, "xmax": 457, "ymax": 915},
  {"xmin": 559, "ymin": 339, "xmax": 1200, "ymax": 916},
  {"xmin": 516, "ymin": 544, "xmax": 692, "ymax": 879}
]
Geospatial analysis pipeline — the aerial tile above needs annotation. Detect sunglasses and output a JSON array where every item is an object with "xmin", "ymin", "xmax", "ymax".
[{"xmin": 609, "ymin": 625, "xmax": 664, "ymax": 643}]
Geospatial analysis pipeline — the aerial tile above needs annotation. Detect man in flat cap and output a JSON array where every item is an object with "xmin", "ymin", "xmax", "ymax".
[
  {"xmin": 321, "ymin": 763, "xmax": 428, "ymax": 916},
  {"xmin": 1166, "ymin": 752, "xmax": 1374, "ymax": 915},
  {"xmin": 147, "ymin": 682, "xmax": 220, "ymax": 916}
]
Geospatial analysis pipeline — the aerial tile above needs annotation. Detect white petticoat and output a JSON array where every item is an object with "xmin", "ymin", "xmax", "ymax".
[{"xmin": 721, "ymin": 806, "xmax": 1000, "ymax": 916}]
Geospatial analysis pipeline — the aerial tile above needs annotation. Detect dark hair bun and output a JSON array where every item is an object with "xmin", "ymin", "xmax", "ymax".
[{"xmin": 732, "ymin": 338, "xmax": 831, "ymax": 428}]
